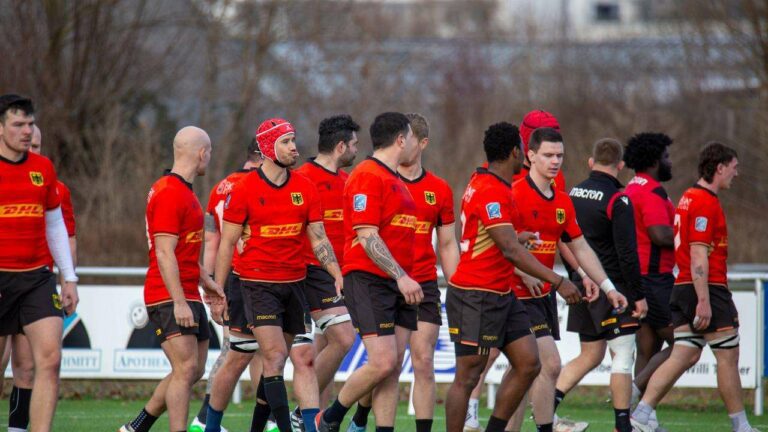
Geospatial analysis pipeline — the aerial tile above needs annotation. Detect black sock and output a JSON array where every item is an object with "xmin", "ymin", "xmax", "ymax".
[
  {"xmin": 250, "ymin": 402, "xmax": 272, "ymax": 432},
  {"xmin": 615, "ymin": 408, "xmax": 631, "ymax": 432},
  {"xmin": 415, "ymin": 418, "xmax": 433, "ymax": 432},
  {"xmin": 129, "ymin": 407, "xmax": 159, "ymax": 432},
  {"xmin": 554, "ymin": 388, "xmax": 566, "ymax": 413},
  {"xmin": 375, "ymin": 427, "xmax": 394, "ymax": 432},
  {"xmin": 197, "ymin": 393, "xmax": 211, "ymax": 423},
  {"xmin": 257, "ymin": 378, "xmax": 267, "ymax": 402},
  {"xmin": 485, "ymin": 416, "xmax": 508, "ymax": 432},
  {"xmin": 536, "ymin": 423, "xmax": 553, "ymax": 432},
  {"xmin": 352, "ymin": 402, "xmax": 372, "ymax": 426},
  {"xmin": 263, "ymin": 376, "xmax": 291, "ymax": 432},
  {"xmin": 8, "ymin": 386, "xmax": 31, "ymax": 429},
  {"xmin": 323, "ymin": 398, "xmax": 351, "ymax": 424}
]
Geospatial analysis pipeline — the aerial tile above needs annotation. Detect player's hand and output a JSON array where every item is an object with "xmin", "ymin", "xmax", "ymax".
[
  {"xmin": 632, "ymin": 298, "xmax": 648, "ymax": 319},
  {"xmin": 582, "ymin": 277, "xmax": 600, "ymax": 302},
  {"xmin": 202, "ymin": 278, "xmax": 225, "ymax": 299},
  {"xmin": 606, "ymin": 290, "xmax": 628, "ymax": 314},
  {"xmin": 518, "ymin": 231, "xmax": 541, "ymax": 250},
  {"xmin": 61, "ymin": 281, "xmax": 79, "ymax": 315},
  {"xmin": 334, "ymin": 276, "xmax": 344, "ymax": 299},
  {"xmin": 694, "ymin": 299, "xmax": 712, "ymax": 331},
  {"xmin": 173, "ymin": 300, "xmax": 195, "ymax": 328},
  {"xmin": 209, "ymin": 301, "xmax": 227, "ymax": 325},
  {"xmin": 557, "ymin": 278, "xmax": 581, "ymax": 305},
  {"xmin": 521, "ymin": 274, "xmax": 544, "ymax": 297},
  {"xmin": 397, "ymin": 275, "xmax": 423, "ymax": 305}
]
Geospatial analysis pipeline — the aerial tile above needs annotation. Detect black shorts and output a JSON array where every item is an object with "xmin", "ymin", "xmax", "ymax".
[
  {"xmin": 417, "ymin": 280, "xmax": 442, "ymax": 326},
  {"xmin": 567, "ymin": 282, "xmax": 639, "ymax": 341},
  {"xmin": 521, "ymin": 296, "xmax": 559, "ymax": 340},
  {"xmin": 0, "ymin": 268, "xmax": 63, "ymax": 336},
  {"xmin": 447, "ymin": 286, "xmax": 532, "ymax": 355},
  {"xmin": 224, "ymin": 272, "xmax": 248, "ymax": 334},
  {"xmin": 147, "ymin": 301, "xmax": 211, "ymax": 343},
  {"xmin": 240, "ymin": 280, "xmax": 309, "ymax": 336},
  {"xmin": 670, "ymin": 284, "xmax": 739, "ymax": 333},
  {"xmin": 305, "ymin": 265, "xmax": 344, "ymax": 312},
  {"xmin": 343, "ymin": 271, "xmax": 417, "ymax": 338},
  {"xmin": 641, "ymin": 273, "xmax": 674, "ymax": 329}
]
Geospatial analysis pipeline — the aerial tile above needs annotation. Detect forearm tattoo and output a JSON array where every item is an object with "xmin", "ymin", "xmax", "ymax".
[
  {"xmin": 310, "ymin": 224, "xmax": 339, "ymax": 271},
  {"xmin": 693, "ymin": 265, "xmax": 706, "ymax": 280},
  {"xmin": 361, "ymin": 231, "xmax": 405, "ymax": 280},
  {"xmin": 204, "ymin": 214, "xmax": 217, "ymax": 233}
]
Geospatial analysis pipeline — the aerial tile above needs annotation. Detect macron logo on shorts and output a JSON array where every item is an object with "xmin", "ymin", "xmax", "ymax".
[
  {"xmin": 353, "ymin": 194, "xmax": 367, "ymax": 212},
  {"xmin": 486, "ymin": 202, "xmax": 501, "ymax": 219},
  {"xmin": 695, "ymin": 216, "xmax": 708, "ymax": 232}
]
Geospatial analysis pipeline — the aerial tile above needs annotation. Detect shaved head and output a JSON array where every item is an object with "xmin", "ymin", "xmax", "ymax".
[
  {"xmin": 30, "ymin": 125, "xmax": 42, "ymax": 154},
  {"xmin": 173, "ymin": 126, "xmax": 212, "ymax": 176}
]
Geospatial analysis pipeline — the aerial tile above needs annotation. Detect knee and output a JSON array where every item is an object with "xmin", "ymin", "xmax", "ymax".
[
  {"xmin": 331, "ymin": 326, "xmax": 356, "ymax": 352},
  {"xmin": 455, "ymin": 365, "xmax": 484, "ymax": 393},
  {"xmin": 368, "ymin": 350, "xmax": 398, "ymax": 380},
  {"xmin": 412, "ymin": 351, "xmax": 436, "ymax": 379},
  {"xmin": 262, "ymin": 347, "xmax": 288, "ymax": 373},
  {"xmin": 12, "ymin": 362, "xmax": 35, "ymax": 387},
  {"xmin": 34, "ymin": 349, "xmax": 61, "ymax": 377},
  {"xmin": 519, "ymin": 357, "xmax": 542, "ymax": 382},
  {"xmin": 174, "ymin": 358, "xmax": 200, "ymax": 383},
  {"xmin": 542, "ymin": 357, "xmax": 561, "ymax": 380},
  {"xmin": 291, "ymin": 347, "xmax": 315, "ymax": 371}
]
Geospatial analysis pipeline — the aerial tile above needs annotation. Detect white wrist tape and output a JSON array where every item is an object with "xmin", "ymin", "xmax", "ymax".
[
  {"xmin": 599, "ymin": 278, "xmax": 617, "ymax": 294},
  {"xmin": 45, "ymin": 207, "xmax": 77, "ymax": 282},
  {"xmin": 577, "ymin": 267, "xmax": 587, "ymax": 278}
]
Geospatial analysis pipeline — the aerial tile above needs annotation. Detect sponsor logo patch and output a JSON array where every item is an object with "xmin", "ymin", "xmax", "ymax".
[
  {"xmin": 415, "ymin": 220, "xmax": 431, "ymax": 234},
  {"xmin": 391, "ymin": 214, "xmax": 417, "ymax": 229},
  {"xmin": 52, "ymin": 294, "xmax": 62, "ymax": 310},
  {"xmin": 260, "ymin": 223, "xmax": 303, "ymax": 237},
  {"xmin": 291, "ymin": 192, "xmax": 304, "ymax": 206},
  {"xmin": 486, "ymin": 202, "xmax": 501, "ymax": 219},
  {"xmin": 379, "ymin": 322, "xmax": 395, "ymax": 329},
  {"xmin": 323, "ymin": 209, "xmax": 343, "ymax": 221},
  {"xmin": 424, "ymin": 191, "xmax": 436, "ymax": 205},
  {"xmin": 449, "ymin": 327, "xmax": 459, "ymax": 335},
  {"xmin": 29, "ymin": 171, "xmax": 44, "ymax": 186},
  {"xmin": 481, "ymin": 335, "xmax": 498, "ymax": 341},
  {"xmin": 695, "ymin": 217, "xmax": 708, "ymax": 232},
  {"xmin": 353, "ymin": 194, "xmax": 367, "ymax": 212},
  {"xmin": 0, "ymin": 204, "xmax": 44, "ymax": 218}
]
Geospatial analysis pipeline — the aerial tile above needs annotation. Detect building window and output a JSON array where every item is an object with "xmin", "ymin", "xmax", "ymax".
[{"xmin": 595, "ymin": 2, "xmax": 620, "ymax": 22}]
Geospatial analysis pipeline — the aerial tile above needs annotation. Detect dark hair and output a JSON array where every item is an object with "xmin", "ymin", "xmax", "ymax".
[
  {"xmin": 369, "ymin": 112, "xmax": 410, "ymax": 150},
  {"xmin": 698, "ymin": 142, "xmax": 737, "ymax": 183},
  {"xmin": 624, "ymin": 132, "xmax": 672, "ymax": 172},
  {"xmin": 0, "ymin": 94, "xmax": 34, "ymax": 123},
  {"xmin": 591, "ymin": 138, "xmax": 624, "ymax": 166},
  {"xmin": 405, "ymin": 113, "xmax": 429, "ymax": 141},
  {"xmin": 318, "ymin": 114, "xmax": 360, "ymax": 154},
  {"xmin": 247, "ymin": 138, "xmax": 262, "ymax": 162},
  {"xmin": 529, "ymin": 127, "xmax": 563, "ymax": 153},
  {"xmin": 484, "ymin": 122, "xmax": 520, "ymax": 163}
]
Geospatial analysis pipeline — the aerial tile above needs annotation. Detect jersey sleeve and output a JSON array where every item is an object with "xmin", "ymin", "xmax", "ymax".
[
  {"xmin": 686, "ymin": 199, "xmax": 717, "ymax": 245},
  {"xmin": 222, "ymin": 181, "xmax": 248, "ymax": 226},
  {"xmin": 437, "ymin": 182, "xmax": 455, "ymax": 226},
  {"xmin": 346, "ymin": 172, "xmax": 383, "ymax": 228},
  {"xmin": 58, "ymin": 182, "xmax": 76, "ymax": 236},
  {"xmin": 149, "ymin": 189, "xmax": 182, "ymax": 236},
  {"xmin": 45, "ymin": 162, "xmax": 61, "ymax": 210},
  {"xmin": 562, "ymin": 196, "xmax": 582, "ymax": 241},
  {"xmin": 206, "ymin": 184, "xmax": 219, "ymax": 216},
  {"xmin": 611, "ymin": 194, "xmax": 644, "ymax": 299},
  {"xmin": 475, "ymin": 187, "xmax": 513, "ymax": 229},
  {"xmin": 639, "ymin": 190, "xmax": 671, "ymax": 227},
  {"xmin": 306, "ymin": 182, "xmax": 323, "ymax": 224}
]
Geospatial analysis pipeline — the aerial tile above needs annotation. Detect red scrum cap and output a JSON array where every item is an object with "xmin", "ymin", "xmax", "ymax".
[
  {"xmin": 520, "ymin": 110, "xmax": 560, "ymax": 154},
  {"xmin": 255, "ymin": 118, "xmax": 295, "ymax": 162}
]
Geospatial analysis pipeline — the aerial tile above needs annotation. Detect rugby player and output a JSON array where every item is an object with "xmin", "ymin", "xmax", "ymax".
[
  {"xmin": 316, "ymin": 112, "xmax": 422, "ymax": 432},
  {"xmin": 445, "ymin": 122, "xmax": 583, "ymax": 432},
  {"xmin": 121, "ymin": 126, "xmax": 224, "ymax": 432},
  {"xmin": 505, "ymin": 128, "xmax": 630, "ymax": 432},
  {"xmin": 214, "ymin": 118, "xmax": 342, "ymax": 432},
  {"xmin": 554, "ymin": 139, "xmax": 646, "ymax": 432},
  {"xmin": 0, "ymin": 94, "xmax": 78, "ymax": 432},
  {"xmin": 623, "ymin": 133, "xmax": 675, "ymax": 415},
  {"xmin": 632, "ymin": 143, "xmax": 757, "ymax": 432}
]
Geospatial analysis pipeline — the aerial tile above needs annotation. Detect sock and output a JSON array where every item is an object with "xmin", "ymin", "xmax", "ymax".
[
  {"xmin": 323, "ymin": 398, "xmax": 351, "ymax": 424},
  {"xmin": 468, "ymin": 398, "xmax": 480, "ymax": 421},
  {"xmin": 257, "ymin": 378, "xmax": 267, "ymax": 402},
  {"xmin": 614, "ymin": 408, "xmax": 631, "ymax": 432},
  {"xmin": 250, "ymin": 403, "xmax": 272, "ymax": 432},
  {"xmin": 8, "ymin": 386, "xmax": 31, "ymax": 429},
  {"xmin": 204, "ymin": 407, "xmax": 224, "ymax": 432},
  {"xmin": 415, "ymin": 418, "xmax": 433, "ymax": 432},
  {"xmin": 302, "ymin": 408, "xmax": 320, "ymax": 432},
  {"xmin": 129, "ymin": 408, "xmax": 159, "ymax": 432},
  {"xmin": 263, "ymin": 376, "xmax": 291, "ymax": 432},
  {"xmin": 632, "ymin": 401, "xmax": 653, "ymax": 425},
  {"xmin": 554, "ymin": 388, "xmax": 566, "ymax": 413},
  {"xmin": 729, "ymin": 410, "xmax": 750, "ymax": 432},
  {"xmin": 485, "ymin": 416, "xmax": 508, "ymax": 432},
  {"xmin": 631, "ymin": 383, "xmax": 642, "ymax": 404},
  {"xmin": 197, "ymin": 393, "xmax": 211, "ymax": 423},
  {"xmin": 352, "ymin": 402, "xmax": 372, "ymax": 426},
  {"xmin": 650, "ymin": 410, "xmax": 658, "ymax": 423},
  {"xmin": 375, "ymin": 427, "xmax": 394, "ymax": 432},
  {"xmin": 536, "ymin": 423, "xmax": 553, "ymax": 432}
]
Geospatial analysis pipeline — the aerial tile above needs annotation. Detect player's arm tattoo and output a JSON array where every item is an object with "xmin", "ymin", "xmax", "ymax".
[
  {"xmin": 309, "ymin": 223, "xmax": 339, "ymax": 271},
  {"xmin": 360, "ymin": 230, "xmax": 406, "ymax": 280},
  {"xmin": 693, "ymin": 265, "xmax": 706, "ymax": 280},
  {"xmin": 205, "ymin": 338, "xmax": 229, "ymax": 393},
  {"xmin": 204, "ymin": 214, "xmax": 217, "ymax": 233}
]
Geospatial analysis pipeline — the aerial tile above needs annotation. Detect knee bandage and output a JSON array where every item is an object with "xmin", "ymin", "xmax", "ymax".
[
  {"xmin": 607, "ymin": 334, "xmax": 635, "ymax": 374},
  {"xmin": 230, "ymin": 335, "xmax": 260, "ymax": 353},
  {"xmin": 315, "ymin": 313, "xmax": 351, "ymax": 334},
  {"xmin": 674, "ymin": 331, "xmax": 706, "ymax": 349},
  {"xmin": 292, "ymin": 332, "xmax": 315, "ymax": 346},
  {"xmin": 708, "ymin": 333, "xmax": 740, "ymax": 351}
]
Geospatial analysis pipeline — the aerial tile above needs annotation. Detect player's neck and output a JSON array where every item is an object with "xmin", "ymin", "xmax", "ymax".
[
  {"xmin": 371, "ymin": 148, "xmax": 399, "ymax": 173},
  {"xmin": 638, "ymin": 169, "xmax": 658, "ymax": 181},
  {"xmin": 487, "ymin": 161, "xmax": 513, "ymax": 184},
  {"xmin": 529, "ymin": 169, "xmax": 554, "ymax": 196},
  {"xmin": 697, "ymin": 178, "xmax": 719, "ymax": 194},
  {"xmin": 592, "ymin": 165, "xmax": 619, "ymax": 179},
  {"xmin": 313, "ymin": 153, "xmax": 338, "ymax": 173},
  {"xmin": 261, "ymin": 160, "xmax": 289, "ymax": 185},
  {"xmin": 398, "ymin": 160, "xmax": 423, "ymax": 180},
  {"xmin": 170, "ymin": 164, "xmax": 197, "ymax": 184},
  {"xmin": 0, "ymin": 142, "xmax": 25, "ymax": 162}
]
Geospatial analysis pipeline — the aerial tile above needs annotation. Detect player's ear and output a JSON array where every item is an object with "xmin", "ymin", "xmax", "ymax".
[
  {"xmin": 617, "ymin": 161, "xmax": 625, "ymax": 171},
  {"xmin": 527, "ymin": 149, "xmax": 535, "ymax": 163},
  {"xmin": 588, "ymin": 157, "xmax": 595, "ymax": 169}
]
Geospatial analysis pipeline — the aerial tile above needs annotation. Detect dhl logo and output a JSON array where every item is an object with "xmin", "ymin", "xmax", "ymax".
[
  {"xmin": 415, "ymin": 220, "xmax": 431, "ymax": 234},
  {"xmin": 530, "ymin": 240, "xmax": 557, "ymax": 254},
  {"xmin": 0, "ymin": 204, "xmax": 44, "ymax": 218},
  {"xmin": 390, "ymin": 214, "xmax": 417, "ymax": 229},
  {"xmin": 324, "ymin": 209, "xmax": 343, "ymax": 221},
  {"xmin": 185, "ymin": 230, "xmax": 203, "ymax": 243},
  {"xmin": 260, "ymin": 223, "xmax": 303, "ymax": 237}
]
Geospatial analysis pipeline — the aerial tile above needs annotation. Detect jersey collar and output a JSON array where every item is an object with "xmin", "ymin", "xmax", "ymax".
[
  {"xmin": 368, "ymin": 156, "xmax": 399, "ymax": 178},
  {"xmin": 525, "ymin": 174, "xmax": 555, "ymax": 202},
  {"xmin": 399, "ymin": 167, "xmax": 427, "ymax": 184},
  {"xmin": 476, "ymin": 167, "xmax": 511, "ymax": 187},
  {"xmin": 589, "ymin": 170, "xmax": 623, "ymax": 188},
  {"xmin": 308, "ymin": 157, "xmax": 339, "ymax": 176},
  {"xmin": 635, "ymin": 172, "xmax": 660, "ymax": 186},
  {"xmin": 257, "ymin": 166, "xmax": 291, "ymax": 189},
  {"xmin": 0, "ymin": 151, "xmax": 29, "ymax": 165},
  {"xmin": 693, "ymin": 183, "xmax": 718, "ymax": 197},
  {"xmin": 164, "ymin": 170, "xmax": 193, "ymax": 190}
]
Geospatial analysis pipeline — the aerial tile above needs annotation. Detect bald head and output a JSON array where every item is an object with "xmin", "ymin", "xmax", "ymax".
[
  {"xmin": 173, "ymin": 126, "xmax": 212, "ymax": 176},
  {"xmin": 30, "ymin": 125, "xmax": 42, "ymax": 154}
]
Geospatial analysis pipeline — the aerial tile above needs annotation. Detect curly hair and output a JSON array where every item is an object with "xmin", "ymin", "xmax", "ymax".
[
  {"xmin": 318, "ymin": 114, "xmax": 361, "ymax": 154},
  {"xmin": 484, "ymin": 122, "xmax": 520, "ymax": 163},
  {"xmin": 624, "ymin": 132, "xmax": 673, "ymax": 172}
]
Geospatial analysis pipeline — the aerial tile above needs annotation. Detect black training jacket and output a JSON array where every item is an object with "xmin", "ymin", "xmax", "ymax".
[{"xmin": 568, "ymin": 171, "xmax": 644, "ymax": 300}]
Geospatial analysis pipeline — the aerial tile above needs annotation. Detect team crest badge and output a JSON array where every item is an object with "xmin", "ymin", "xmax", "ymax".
[
  {"xmin": 52, "ymin": 293, "xmax": 62, "ymax": 310},
  {"xmin": 29, "ymin": 171, "xmax": 44, "ymax": 186},
  {"xmin": 353, "ymin": 194, "xmax": 367, "ymax": 212},
  {"xmin": 695, "ymin": 217, "xmax": 708, "ymax": 232},
  {"xmin": 486, "ymin": 202, "xmax": 502, "ymax": 219},
  {"xmin": 291, "ymin": 192, "xmax": 304, "ymax": 206},
  {"xmin": 556, "ymin": 208, "xmax": 566, "ymax": 224},
  {"xmin": 424, "ymin": 191, "xmax": 436, "ymax": 205}
]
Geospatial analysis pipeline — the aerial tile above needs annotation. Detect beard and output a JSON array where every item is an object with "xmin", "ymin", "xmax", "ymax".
[{"xmin": 658, "ymin": 162, "xmax": 672, "ymax": 182}]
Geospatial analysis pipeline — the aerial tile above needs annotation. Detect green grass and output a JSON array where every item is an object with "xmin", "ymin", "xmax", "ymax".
[{"xmin": 1, "ymin": 398, "xmax": 767, "ymax": 431}]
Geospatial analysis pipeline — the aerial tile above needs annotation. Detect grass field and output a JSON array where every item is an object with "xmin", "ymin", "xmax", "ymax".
[{"xmin": 1, "ymin": 398, "xmax": 766, "ymax": 431}]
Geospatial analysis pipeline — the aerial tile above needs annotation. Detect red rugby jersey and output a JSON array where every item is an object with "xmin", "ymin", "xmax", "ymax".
[
  {"xmin": 223, "ymin": 168, "xmax": 321, "ymax": 282},
  {"xmin": 401, "ymin": 169, "xmax": 455, "ymax": 283},
  {"xmin": 295, "ymin": 158, "xmax": 349, "ymax": 267},
  {"xmin": 206, "ymin": 169, "xmax": 251, "ymax": 271},
  {"xmin": 144, "ymin": 173, "xmax": 204, "ymax": 305},
  {"xmin": 509, "ymin": 176, "xmax": 582, "ymax": 298},
  {"xmin": 342, "ymin": 157, "xmax": 417, "ymax": 278},
  {"xmin": 513, "ymin": 165, "xmax": 567, "ymax": 192},
  {"xmin": 674, "ymin": 185, "xmax": 728, "ymax": 287},
  {"xmin": 624, "ymin": 174, "xmax": 675, "ymax": 275},
  {"xmin": 450, "ymin": 168, "xmax": 517, "ymax": 294},
  {"xmin": 0, "ymin": 152, "xmax": 61, "ymax": 271}
]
